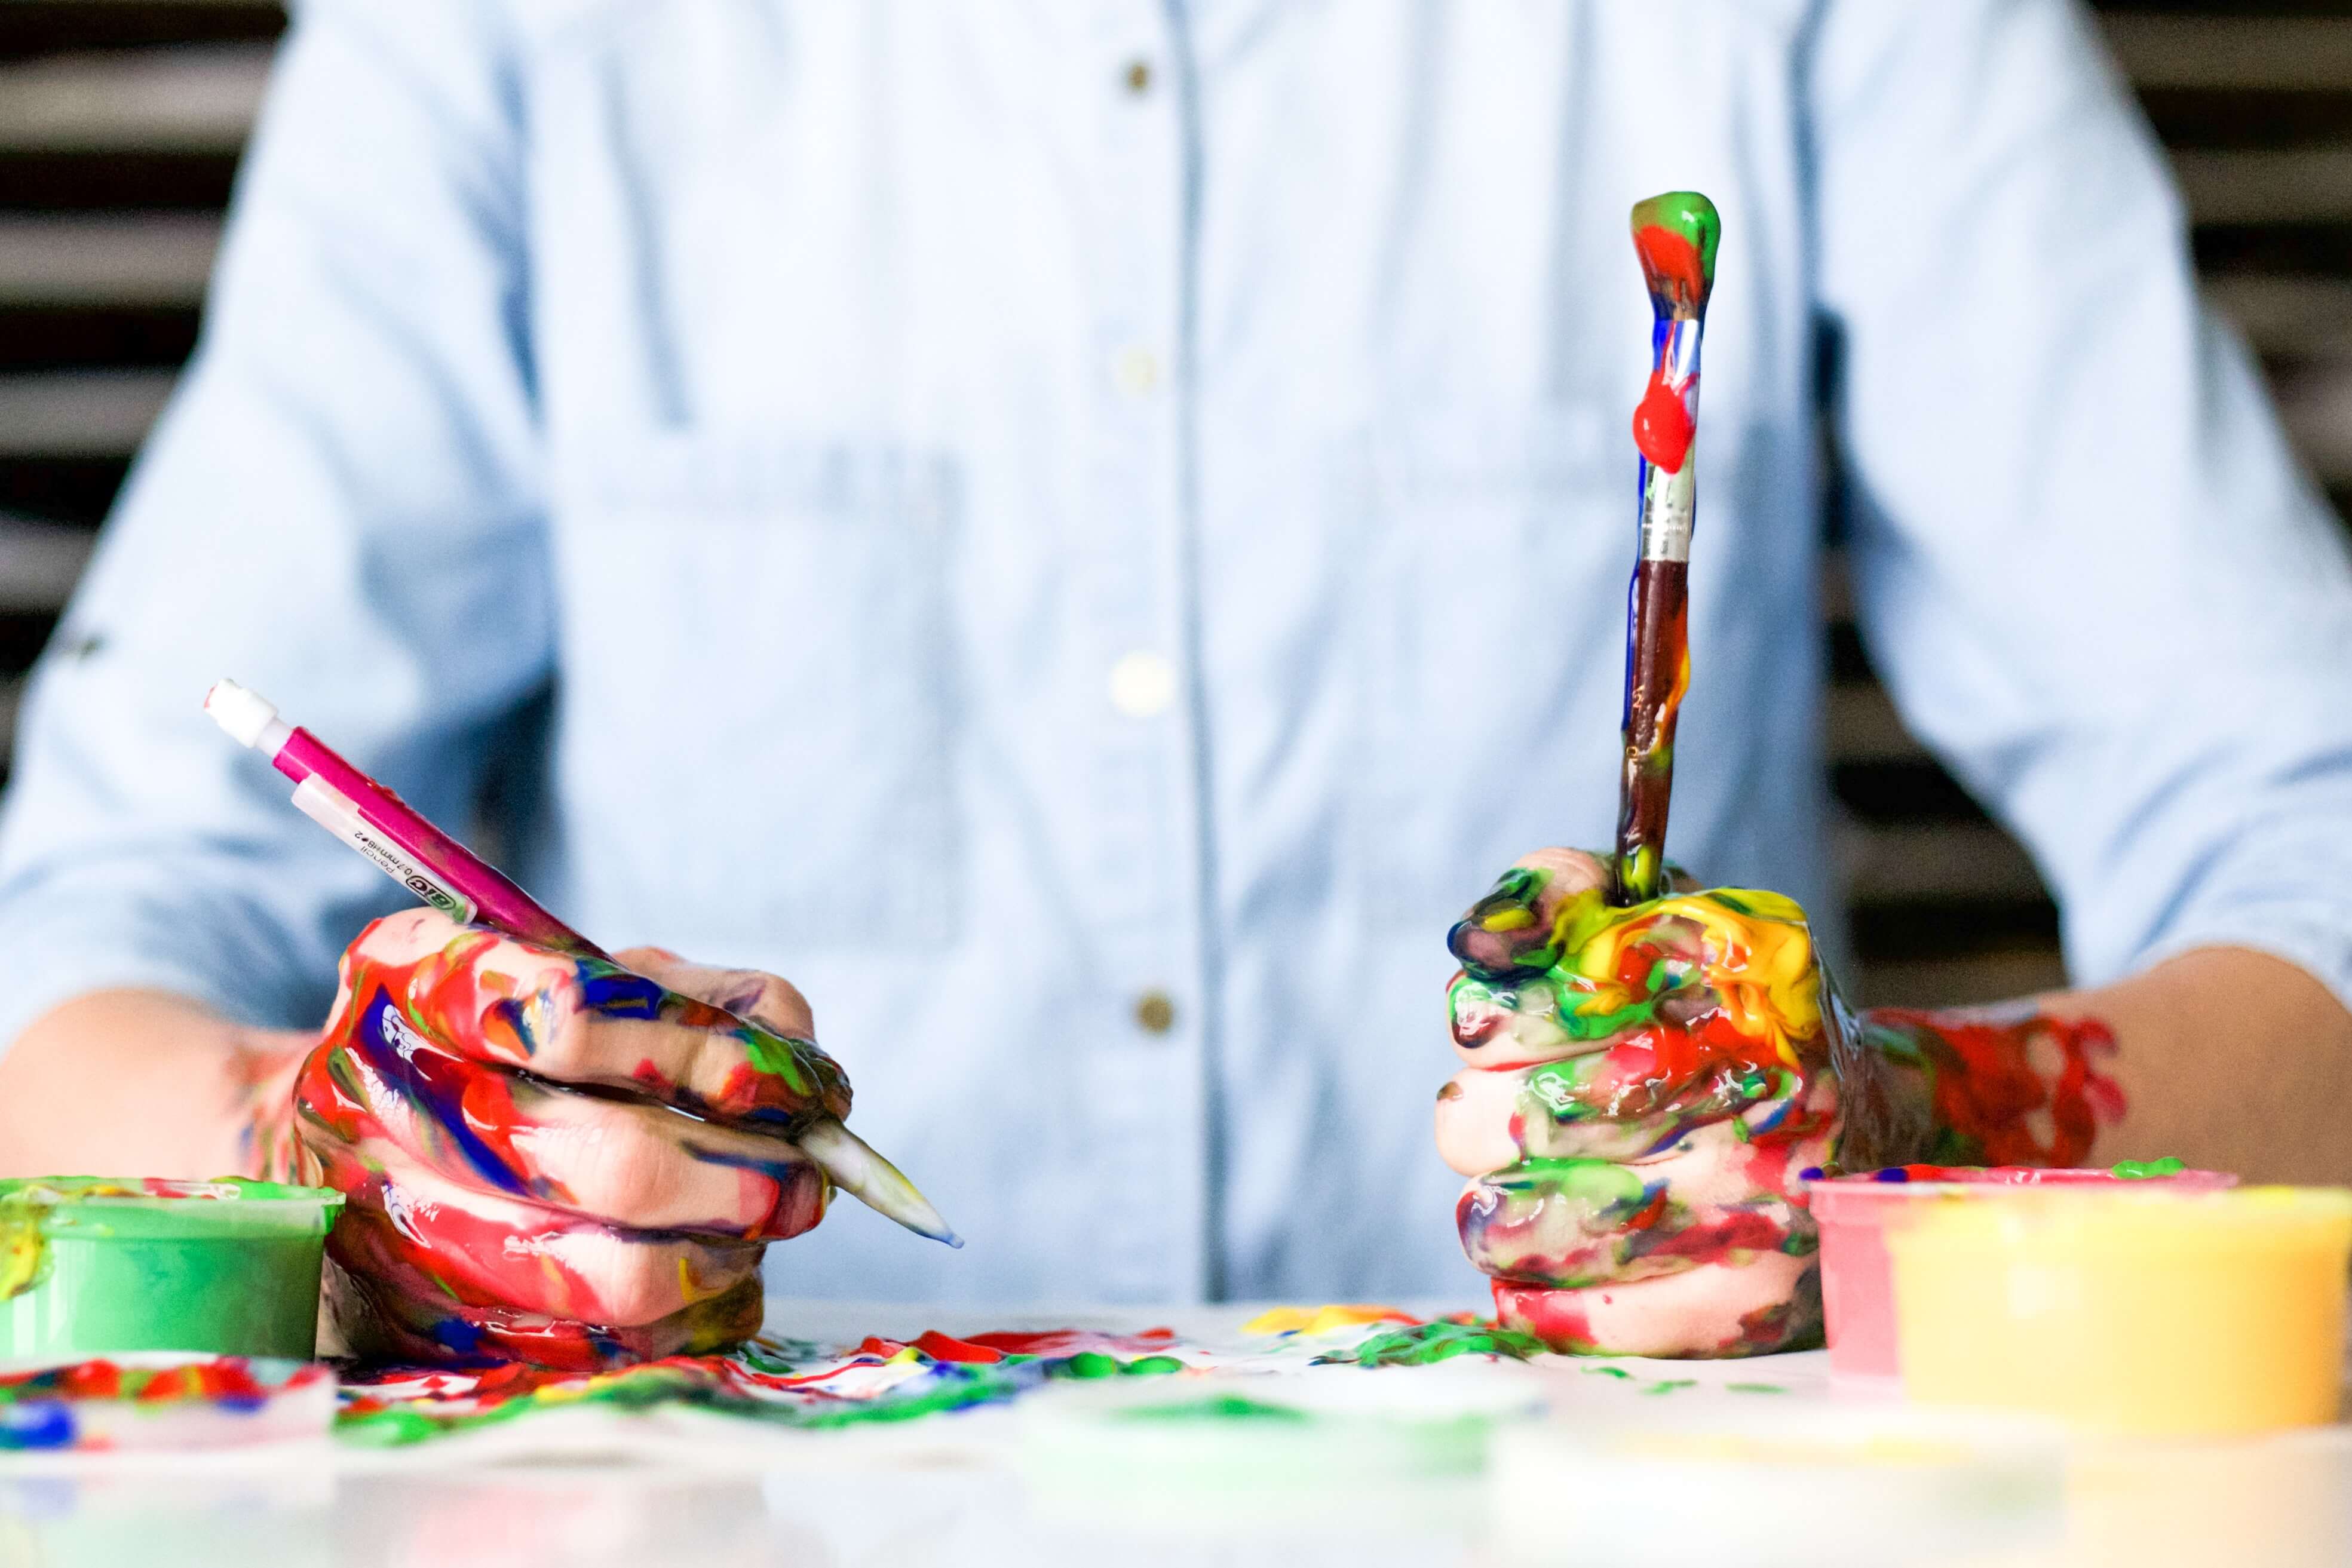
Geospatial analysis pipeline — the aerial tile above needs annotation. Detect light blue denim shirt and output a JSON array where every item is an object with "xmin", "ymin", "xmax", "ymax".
[{"xmin": 2, "ymin": 0, "xmax": 2348, "ymax": 1303}]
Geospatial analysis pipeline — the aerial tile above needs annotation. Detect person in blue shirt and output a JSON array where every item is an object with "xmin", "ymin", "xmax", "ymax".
[{"xmin": 0, "ymin": 2, "xmax": 2348, "ymax": 1361}]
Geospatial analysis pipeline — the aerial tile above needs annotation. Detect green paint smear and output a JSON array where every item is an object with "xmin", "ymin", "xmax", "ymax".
[
  {"xmin": 1641, "ymin": 1379, "xmax": 1697, "ymax": 1396},
  {"xmin": 737, "ymin": 1025, "xmax": 817, "ymax": 1098},
  {"xmin": 1726, "ymin": 1383, "xmax": 1787, "ymax": 1395},
  {"xmin": 336, "ymin": 1360, "xmax": 1037, "ymax": 1448},
  {"xmin": 1112, "ymin": 1395, "xmax": 1311, "ymax": 1425},
  {"xmin": 335, "ymin": 1346, "xmax": 1200, "ymax": 1449},
  {"xmin": 2111, "ymin": 1157, "xmax": 2187, "ymax": 1180},
  {"xmin": 1583, "ymin": 1364, "xmax": 1634, "ymax": 1379},
  {"xmin": 1053, "ymin": 1351, "xmax": 1123, "ymax": 1380},
  {"xmin": 1318, "ymin": 1320, "xmax": 1545, "ymax": 1368},
  {"xmin": 1485, "ymin": 1157, "xmax": 1649, "ymax": 1208}
]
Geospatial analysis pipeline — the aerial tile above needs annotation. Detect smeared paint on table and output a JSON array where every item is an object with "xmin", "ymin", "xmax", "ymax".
[{"xmin": 1, "ymin": 1305, "xmax": 1562, "ymax": 1455}]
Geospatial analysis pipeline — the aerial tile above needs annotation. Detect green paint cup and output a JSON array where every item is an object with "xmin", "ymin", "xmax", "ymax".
[{"xmin": 1, "ymin": 1177, "xmax": 343, "ymax": 1360}]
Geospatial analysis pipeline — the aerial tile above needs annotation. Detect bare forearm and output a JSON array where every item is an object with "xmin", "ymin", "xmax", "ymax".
[
  {"xmin": 0, "ymin": 989, "xmax": 310, "ymax": 1182},
  {"xmin": 1864, "ymin": 947, "xmax": 2352, "ymax": 1185},
  {"xmin": 2050, "ymin": 947, "xmax": 2352, "ymax": 1183}
]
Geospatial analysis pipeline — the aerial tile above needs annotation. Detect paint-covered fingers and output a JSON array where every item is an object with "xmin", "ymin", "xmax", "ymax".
[
  {"xmin": 336, "ymin": 908, "xmax": 850, "ymax": 1126},
  {"xmin": 1437, "ymin": 1037, "xmax": 1824, "ymax": 1175},
  {"xmin": 1436, "ymin": 874, "xmax": 1859, "ymax": 1357},
  {"xmin": 309, "ymin": 1146, "xmax": 769, "ymax": 1366},
  {"xmin": 1446, "ymin": 849, "xmax": 1612, "ymax": 980},
  {"xmin": 295, "ymin": 1039, "xmax": 824, "ymax": 1239},
  {"xmin": 1454, "ymin": 1117, "xmax": 1831, "ymax": 1294},
  {"xmin": 1493, "ymin": 1253, "xmax": 1822, "ymax": 1359},
  {"xmin": 329, "ymin": 1255, "xmax": 766, "ymax": 1371}
]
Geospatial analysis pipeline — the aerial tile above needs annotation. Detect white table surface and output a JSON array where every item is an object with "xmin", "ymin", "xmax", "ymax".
[{"xmin": 3, "ymin": 1299, "xmax": 2348, "ymax": 1568}]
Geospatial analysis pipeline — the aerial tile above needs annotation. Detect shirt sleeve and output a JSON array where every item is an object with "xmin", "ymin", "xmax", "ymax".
[
  {"xmin": 1808, "ymin": 0, "xmax": 2352, "ymax": 1012},
  {"xmin": 0, "ymin": 0, "xmax": 550, "ymax": 1052}
]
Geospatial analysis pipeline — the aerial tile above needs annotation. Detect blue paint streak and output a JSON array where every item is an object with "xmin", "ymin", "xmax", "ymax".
[
  {"xmin": 489, "ymin": 997, "xmax": 536, "ymax": 1054},
  {"xmin": 581, "ymin": 968, "xmax": 665, "ymax": 1020},
  {"xmin": 354, "ymin": 992, "xmax": 533, "ymax": 1197},
  {"xmin": 0, "ymin": 1403, "xmax": 75, "ymax": 1450},
  {"xmin": 431, "ymin": 1315, "xmax": 487, "ymax": 1357}
]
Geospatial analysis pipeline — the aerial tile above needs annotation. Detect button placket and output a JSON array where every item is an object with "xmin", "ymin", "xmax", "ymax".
[{"xmin": 1073, "ymin": 7, "xmax": 1203, "ymax": 1303}]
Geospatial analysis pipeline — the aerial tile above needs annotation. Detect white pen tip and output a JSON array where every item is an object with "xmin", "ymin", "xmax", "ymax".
[{"xmin": 204, "ymin": 679, "xmax": 279, "ymax": 748}]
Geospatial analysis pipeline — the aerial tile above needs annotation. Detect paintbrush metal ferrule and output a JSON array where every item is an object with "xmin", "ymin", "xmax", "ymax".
[{"xmin": 1635, "ymin": 316, "xmax": 1706, "ymax": 564}]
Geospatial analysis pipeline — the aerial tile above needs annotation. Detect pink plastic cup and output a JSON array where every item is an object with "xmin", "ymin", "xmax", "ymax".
[{"xmin": 1807, "ymin": 1165, "xmax": 2238, "ymax": 1381}]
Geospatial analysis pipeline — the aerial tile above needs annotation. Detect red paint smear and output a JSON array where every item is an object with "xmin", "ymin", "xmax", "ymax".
[
  {"xmin": 1634, "ymin": 225, "xmax": 1707, "ymax": 308},
  {"xmin": 1872, "ymin": 1009, "xmax": 2126, "ymax": 1167},
  {"xmin": 960, "ymin": 1326, "xmax": 1176, "ymax": 1357},
  {"xmin": 960, "ymin": 1328, "xmax": 1086, "ymax": 1355},
  {"xmin": 912, "ymin": 1331, "xmax": 1006, "ymax": 1364},
  {"xmin": 56, "ymin": 1361, "xmax": 122, "ymax": 1400},
  {"xmin": 1622, "ymin": 1189, "xmax": 1670, "ymax": 1232},
  {"xmin": 1492, "ymin": 1280, "xmax": 1595, "ymax": 1354},
  {"xmin": 1639, "ymin": 1209, "xmax": 1788, "ymax": 1264},
  {"xmin": 1633, "ymin": 376, "xmax": 1694, "ymax": 472}
]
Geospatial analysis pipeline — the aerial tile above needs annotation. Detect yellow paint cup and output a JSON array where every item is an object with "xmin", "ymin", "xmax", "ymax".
[{"xmin": 1887, "ymin": 1186, "xmax": 2352, "ymax": 1437}]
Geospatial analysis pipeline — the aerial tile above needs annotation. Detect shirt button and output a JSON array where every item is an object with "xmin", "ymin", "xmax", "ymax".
[
  {"xmin": 1124, "ymin": 59, "xmax": 1152, "ymax": 95},
  {"xmin": 1108, "ymin": 650, "xmax": 1176, "ymax": 718},
  {"xmin": 1134, "ymin": 991, "xmax": 1177, "ymax": 1035},
  {"xmin": 1111, "ymin": 345, "xmax": 1161, "ymax": 398}
]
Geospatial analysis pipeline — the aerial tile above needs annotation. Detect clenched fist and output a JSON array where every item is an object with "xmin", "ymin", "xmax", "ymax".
[
  {"xmin": 293, "ymin": 909, "xmax": 848, "ymax": 1368},
  {"xmin": 1438, "ymin": 849, "xmax": 1930, "ymax": 1358}
]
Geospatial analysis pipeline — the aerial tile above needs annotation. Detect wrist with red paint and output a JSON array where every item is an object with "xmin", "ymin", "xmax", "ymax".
[
  {"xmin": 293, "ymin": 909, "xmax": 844, "ymax": 1369},
  {"xmin": 1839, "ymin": 1003, "xmax": 2126, "ymax": 1171}
]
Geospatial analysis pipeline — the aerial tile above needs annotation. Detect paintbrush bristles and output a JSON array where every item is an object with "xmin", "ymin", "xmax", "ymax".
[{"xmin": 1629, "ymin": 191, "xmax": 1721, "ymax": 320}]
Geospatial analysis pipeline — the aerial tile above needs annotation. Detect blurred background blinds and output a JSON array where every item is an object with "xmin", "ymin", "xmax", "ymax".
[{"xmin": 1, "ymin": 1, "xmax": 2349, "ymax": 1006}]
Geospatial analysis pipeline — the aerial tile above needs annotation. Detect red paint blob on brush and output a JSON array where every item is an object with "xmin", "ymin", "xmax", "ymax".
[{"xmin": 1633, "ymin": 376, "xmax": 1694, "ymax": 472}]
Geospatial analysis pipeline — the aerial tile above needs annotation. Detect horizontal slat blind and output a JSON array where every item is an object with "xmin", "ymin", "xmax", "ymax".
[{"xmin": 1, "ymin": 1, "xmax": 2347, "ymax": 1006}]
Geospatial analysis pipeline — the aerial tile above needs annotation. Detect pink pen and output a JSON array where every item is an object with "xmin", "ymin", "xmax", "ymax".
[{"xmin": 203, "ymin": 678, "xmax": 961, "ymax": 1247}]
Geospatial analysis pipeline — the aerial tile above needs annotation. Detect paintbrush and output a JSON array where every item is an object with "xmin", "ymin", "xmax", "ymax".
[{"xmin": 1611, "ymin": 191, "xmax": 1720, "ymax": 906}]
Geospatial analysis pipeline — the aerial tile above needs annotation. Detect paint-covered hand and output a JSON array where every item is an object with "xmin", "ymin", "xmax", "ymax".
[
  {"xmin": 290, "ymin": 908, "xmax": 848, "ymax": 1369},
  {"xmin": 1435, "ymin": 849, "xmax": 1919, "ymax": 1359}
]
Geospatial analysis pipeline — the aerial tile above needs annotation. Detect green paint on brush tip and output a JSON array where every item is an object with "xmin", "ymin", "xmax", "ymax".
[
  {"xmin": 1115, "ymin": 1395, "xmax": 1312, "ymax": 1424},
  {"xmin": 1319, "ymin": 1320, "xmax": 1545, "ymax": 1368},
  {"xmin": 2111, "ymin": 1156, "xmax": 2187, "ymax": 1180}
]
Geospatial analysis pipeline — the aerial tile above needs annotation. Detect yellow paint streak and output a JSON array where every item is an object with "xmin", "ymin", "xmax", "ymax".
[
  {"xmin": 1550, "ymin": 886, "xmax": 1820, "ymax": 1068},
  {"xmin": 1243, "ymin": 1303, "xmax": 1421, "ymax": 1336}
]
